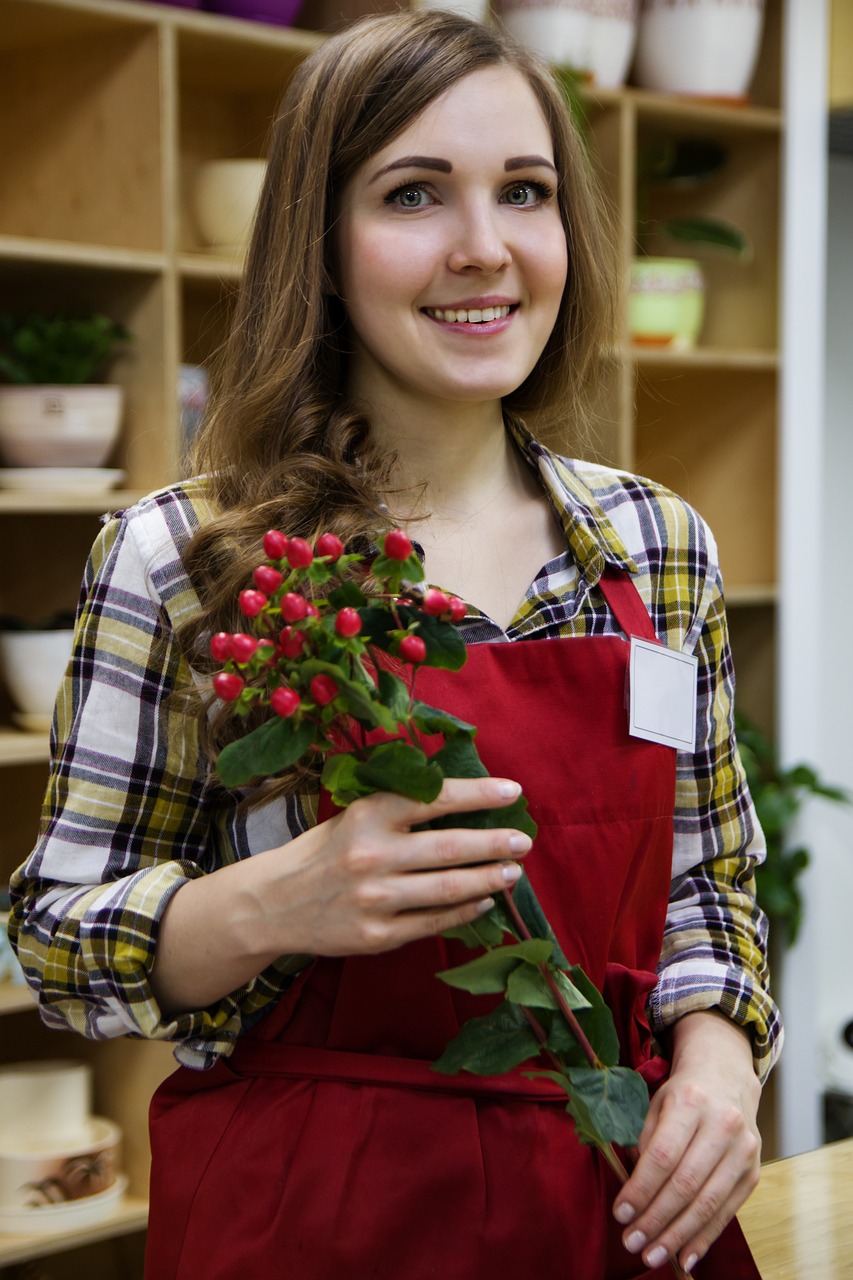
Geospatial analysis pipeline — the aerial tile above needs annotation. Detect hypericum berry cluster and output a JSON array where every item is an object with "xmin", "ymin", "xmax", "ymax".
[{"xmin": 210, "ymin": 528, "xmax": 457, "ymax": 729}]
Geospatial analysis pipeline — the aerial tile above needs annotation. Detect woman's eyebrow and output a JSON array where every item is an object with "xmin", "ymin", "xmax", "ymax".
[
  {"xmin": 368, "ymin": 156, "xmax": 452, "ymax": 184},
  {"xmin": 505, "ymin": 155, "xmax": 557, "ymax": 174}
]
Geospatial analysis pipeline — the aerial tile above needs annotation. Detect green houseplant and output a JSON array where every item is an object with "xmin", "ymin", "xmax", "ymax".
[
  {"xmin": 631, "ymin": 138, "xmax": 751, "ymax": 350},
  {"xmin": 736, "ymin": 712, "xmax": 850, "ymax": 947},
  {"xmin": 0, "ymin": 311, "xmax": 130, "ymax": 472}
]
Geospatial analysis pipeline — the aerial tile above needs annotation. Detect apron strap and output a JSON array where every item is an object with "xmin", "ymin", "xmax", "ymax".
[{"xmin": 597, "ymin": 565, "xmax": 659, "ymax": 644}]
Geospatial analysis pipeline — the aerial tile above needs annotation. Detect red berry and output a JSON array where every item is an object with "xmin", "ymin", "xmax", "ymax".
[
  {"xmin": 270, "ymin": 686, "xmax": 300, "ymax": 718},
  {"xmin": 213, "ymin": 671, "xmax": 244, "ymax": 702},
  {"xmin": 448, "ymin": 596, "xmax": 466, "ymax": 622},
  {"xmin": 310, "ymin": 674, "xmax": 339, "ymax": 706},
  {"xmin": 263, "ymin": 530, "xmax": 288, "ymax": 559},
  {"xmin": 239, "ymin": 589, "xmax": 267, "ymax": 618},
  {"xmin": 286, "ymin": 537, "xmax": 314, "ymax": 568},
  {"xmin": 231, "ymin": 632, "xmax": 258, "ymax": 663},
  {"xmin": 209, "ymin": 632, "xmax": 232, "ymax": 661},
  {"xmin": 400, "ymin": 634, "xmax": 427, "ymax": 664},
  {"xmin": 384, "ymin": 529, "xmax": 413, "ymax": 561},
  {"xmin": 253, "ymin": 565, "xmax": 283, "ymax": 595},
  {"xmin": 423, "ymin": 588, "xmax": 451, "ymax": 616},
  {"xmin": 278, "ymin": 626, "xmax": 307, "ymax": 659},
  {"xmin": 334, "ymin": 607, "xmax": 362, "ymax": 638},
  {"xmin": 280, "ymin": 592, "xmax": 308, "ymax": 622},
  {"xmin": 315, "ymin": 532, "xmax": 344, "ymax": 561},
  {"xmin": 305, "ymin": 603, "xmax": 321, "ymax": 619}
]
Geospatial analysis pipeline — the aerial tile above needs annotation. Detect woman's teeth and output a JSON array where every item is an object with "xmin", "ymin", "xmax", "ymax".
[{"xmin": 425, "ymin": 305, "xmax": 511, "ymax": 323}]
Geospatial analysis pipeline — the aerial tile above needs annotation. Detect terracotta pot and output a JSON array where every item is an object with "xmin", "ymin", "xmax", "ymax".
[
  {"xmin": 588, "ymin": 0, "xmax": 639, "ymax": 89},
  {"xmin": 633, "ymin": 0, "xmax": 766, "ymax": 99},
  {"xmin": 0, "ymin": 385, "xmax": 123, "ymax": 467},
  {"xmin": 497, "ymin": 0, "xmax": 592, "ymax": 71},
  {"xmin": 628, "ymin": 257, "xmax": 705, "ymax": 349}
]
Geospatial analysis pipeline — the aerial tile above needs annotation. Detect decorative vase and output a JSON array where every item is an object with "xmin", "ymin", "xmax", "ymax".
[
  {"xmin": 628, "ymin": 257, "xmax": 705, "ymax": 349},
  {"xmin": 0, "ymin": 386, "xmax": 123, "ymax": 468},
  {"xmin": 192, "ymin": 158, "xmax": 267, "ymax": 259},
  {"xmin": 204, "ymin": 0, "xmax": 305, "ymax": 24},
  {"xmin": 633, "ymin": 0, "xmax": 766, "ymax": 99},
  {"xmin": 496, "ymin": 0, "xmax": 592, "ymax": 73},
  {"xmin": 588, "ymin": 0, "xmax": 638, "ymax": 89}
]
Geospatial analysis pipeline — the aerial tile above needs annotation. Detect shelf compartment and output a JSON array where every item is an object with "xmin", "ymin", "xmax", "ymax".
[
  {"xmin": 0, "ymin": 982, "xmax": 35, "ymax": 1016},
  {"xmin": 0, "ymin": 1194, "xmax": 148, "ymax": 1266},
  {"xmin": 0, "ymin": 490, "xmax": 148, "ymax": 516},
  {"xmin": 633, "ymin": 366, "xmax": 777, "ymax": 593},
  {"xmin": 0, "ymin": 730, "xmax": 51, "ymax": 767},
  {"xmin": 0, "ymin": 9, "xmax": 163, "ymax": 252}
]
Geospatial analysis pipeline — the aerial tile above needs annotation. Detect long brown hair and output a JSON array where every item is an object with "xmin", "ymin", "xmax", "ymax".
[{"xmin": 182, "ymin": 9, "xmax": 616, "ymax": 674}]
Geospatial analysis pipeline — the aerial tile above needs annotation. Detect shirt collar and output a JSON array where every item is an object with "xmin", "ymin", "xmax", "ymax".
[{"xmin": 506, "ymin": 417, "xmax": 639, "ymax": 583}]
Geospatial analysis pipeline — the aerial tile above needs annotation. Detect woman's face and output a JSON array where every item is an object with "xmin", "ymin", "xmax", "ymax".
[{"xmin": 334, "ymin": 65, "xmax": 568, "ymax": 418}]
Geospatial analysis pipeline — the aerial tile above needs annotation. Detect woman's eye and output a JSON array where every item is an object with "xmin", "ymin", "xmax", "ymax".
[
  {"xmin": 386, "ymin": 184, "xmax": 433, "ymax": 209},
  {"xmin": 503, "ymin": 181, "xmax": 552, "ymax": 207}
]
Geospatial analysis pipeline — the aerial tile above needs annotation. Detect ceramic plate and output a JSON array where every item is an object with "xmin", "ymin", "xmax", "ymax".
[
  {"xmin": 0, "ymin": 468, "xmax": 126, "ymax": 493},
  {"xmin": 0, "ymin": 1174, "xmax": 128, "ymax": 1235}
]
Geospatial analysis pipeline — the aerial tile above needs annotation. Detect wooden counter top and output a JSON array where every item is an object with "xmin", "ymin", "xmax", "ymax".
[{"xmin": 739, "ymin": 1137, "xmax": 853, "ymax": 1278}]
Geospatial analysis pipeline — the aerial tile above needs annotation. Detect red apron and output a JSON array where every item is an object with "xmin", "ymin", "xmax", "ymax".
[{"xmin": 146, "ymin": 568, "xmax": 761, "ymax": 1279}]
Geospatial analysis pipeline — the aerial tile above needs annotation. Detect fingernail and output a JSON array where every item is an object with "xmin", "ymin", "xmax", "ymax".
[
  {"xmin": 508, "ymin": 833, "xmax": 531, "ymax": 854},
  {"xmin": 684, "ymin": 1255, "xmax": 698, "ymax": 1274},
  {"xmin": 624, "ymin": 1231, "xmax": 647, "ymax": 1254},
  {"xmin": 497, "ymin": 781, "xmax": 521, "ymax": 798},
  {"xmin": 645, "ymin": 1246, "xmax": 668, "ymax": 1269},
  {"xmin": 614, "ymin": 1202, "xmax": 635, "ymax": 1225},
  {"xmin": 475, "ymin": 898, "xmax": 495, "ymax": 914},
  {"xmin": 502, "ymin": 862, "xmax": 523, "ymax": 883}
]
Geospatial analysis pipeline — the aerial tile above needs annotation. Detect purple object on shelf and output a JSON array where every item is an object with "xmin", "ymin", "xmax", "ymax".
[
  {"xmin": 156, "ymin": 0, "xmax": 204, "ymax": 8},
  {"xmin": 204, "ymin": 0, "xmax": 304, "ymax": 24}
]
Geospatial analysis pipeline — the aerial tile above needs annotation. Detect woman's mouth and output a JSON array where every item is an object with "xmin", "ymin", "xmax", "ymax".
[{"xmin": 423, "ymin": 304, "xmax": 515, "ymax": 324}]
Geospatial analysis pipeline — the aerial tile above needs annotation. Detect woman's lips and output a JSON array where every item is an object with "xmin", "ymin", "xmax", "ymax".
[{"xmin": 421, "ymin": 302, "xmax": 518, "ymax": 334}]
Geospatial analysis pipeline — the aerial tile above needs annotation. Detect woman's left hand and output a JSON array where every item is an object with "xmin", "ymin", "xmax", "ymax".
[{"xmin": 612, "ymin": 1009, "xmax": 762, "ymax": 1275}]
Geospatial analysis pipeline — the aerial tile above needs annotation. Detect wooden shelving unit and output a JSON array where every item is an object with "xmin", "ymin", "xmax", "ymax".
[{"xmin": 0, "ymin": 0, "xmax": 785, "ymax": 1271}]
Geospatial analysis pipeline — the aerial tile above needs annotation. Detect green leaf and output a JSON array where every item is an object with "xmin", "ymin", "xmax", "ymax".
[
  {"xmin": 563, "ymin": 1065, "xmax": 649, "ymax": 1148},
  {"xmin": 354, "ymin": 740, "xmax": 443, "ymax": 803},
  {"xmin": 410, "ymin": 613, "xmax": 467, "ymax": 670},
  {"xmin": 411, "ymin": 700, "xmax": 477, "ymax": 739},
  {"xmin": 328, "ymin": 581, "xmax": 368, "ymax": 609},
  {"xmin": 320, "ymin": 752, "xmax": 373, "ymax": 806},
  {"xmin": 664, "ymin": 216, "xmax": 751, "ymax": 258},
  {"xmin": 301, "ymin": 659, "xmax": 398, "ymax": 733},
  {"xmin": 432, "ymin": 1001, "xmax": 540, "ymax": 1076},
  {"xmin": 510, "ymin": 873, "xmax": 568, "ymax": 967},
  {"xmin": 436, "ymin": 939, "xmax": 553, "ymax": 994},
  {"xmin": 376, "ymin": 667, "xmax": 411, "ymax": 721},
  {"xmin": 216, "ymin": 716, "xmax": 316, "ymax": 788},
  {"xmin": 544, "ymin": 968, "xmax": 620, "ymax": 1068},
  {"xmin": 503, "ymin": 963, "xmax": 588, "ymax": 1012},
  {"xmin": 441, "ymin": 912, "xmax": 511, "ymax": 949},
  {"xmin": 425, "ymin": 736, "xmax": 538, "ymax": 839}
]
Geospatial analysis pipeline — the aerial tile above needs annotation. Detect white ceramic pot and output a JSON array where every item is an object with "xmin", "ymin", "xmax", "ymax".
[
  {"xmin": 0, "ymin": 1117, "xmax": 120, "ymax": 1211},
  {"xmin": 629, "ymin": 257, "xmax": 705, "ymax": 349},
  {"xmin": 416, "ymin": 0, "xmax": 490, "ymax": 19},
  {"xmin": 0, "ymin": 1062, "xmax": 93, "ymax": 1150},
  {"xmin": 0, "ymin": 629, "xmax": 75, "ymax": 719},
  {"xmin": 0, "ymin": 385, "xmax": 123, "ymax": 468},
  {"xmin": 633, "ymin": 0, "xmax": 766, "ymax": 99},
  {"xmin": 498, "ymin": 0, "xmax": 592, "ymax": 72},
  {"xmin": 193, "ymin": 159, "xmax": 267, "ymax": 258},
  {"xmin": 588, "ymin": 0, "xmax": 638, "ymax": 88}
]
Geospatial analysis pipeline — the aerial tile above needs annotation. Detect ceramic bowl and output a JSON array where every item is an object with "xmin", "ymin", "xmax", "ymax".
[
  {"xmin": 0, "ymin": 629, "xmax": 75, "ymax": 718},
  {"xmin": 0, "ymin": 1117, "xmax": 121, "ymax": 1212},
  {"xmin": 0, "ymin": 385, "xmax": 124, "ymax": 468}
]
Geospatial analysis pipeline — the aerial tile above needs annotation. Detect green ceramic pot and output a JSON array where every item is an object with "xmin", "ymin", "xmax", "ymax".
[{"xmin": 629, "ymin": 257, "xmax": 705, "ymax": 349}]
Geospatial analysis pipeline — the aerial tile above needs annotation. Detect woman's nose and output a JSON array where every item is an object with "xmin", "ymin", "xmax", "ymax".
[{"xmin": 446, "ymin": 202, "xmax": 512, "ymax": 275}]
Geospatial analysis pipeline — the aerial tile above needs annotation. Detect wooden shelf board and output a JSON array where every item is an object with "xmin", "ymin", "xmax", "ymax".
[
  {"xmin": 626, "ymin": 346, "xmax": 779, "ymax": 372},
  {"xmin": 0, "ymin": 236, "xmax": 166, "ymax": 275},
  {"xmin": 0, "ymin": 490, "xmax": 149, "ymax": 515},
  {"xmin": 0, "ymin": 1196, "xmax": 148, "ymax": 1266},
  {"xmin": 586, "ymin": 84, "xmax": 782, "ymax": 133},
  {"xmin": 0, "ymin": 730, "xmax": 51, "ymax": 767},
  {"xmin": 724, "ymin": 585, "xmax": 778, "ymax": 607},
  {"xmin": 0, "ymin": 984, "xmax": 36, "ymax": 1015},
  {"xmin": 179, "ymin": 252, "xmax": 244, "ymax": 282}
]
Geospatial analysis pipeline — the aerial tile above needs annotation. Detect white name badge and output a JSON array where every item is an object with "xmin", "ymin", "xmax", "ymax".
[{"xmin": 628, "ymin": 636, "xmax": 698, "ymax": 752}]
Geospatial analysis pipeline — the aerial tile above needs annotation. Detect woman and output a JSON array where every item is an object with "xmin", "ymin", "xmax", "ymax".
[{"xmin": 9, "ymin": 12, "xmax": 780, "ymax": 1279}]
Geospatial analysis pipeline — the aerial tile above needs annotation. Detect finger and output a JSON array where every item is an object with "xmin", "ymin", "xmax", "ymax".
[
  {"xmin": 675, "ymin": 1166, "xmax": 760, "ymax": 1273},
  {"xmin": 635, "ymin": 1161, "xmax": 759, "ymax": 1274},
  {"xmin": 380, "ymin": 894, "xmax": 501, "ymax": 950},
  {"xmin": 372, "ymin": 857, "xmax": 524, "ymax": 915},
  {"xmin": 616, "ymin": 1088, "xmax": 703, "ymax": 1227},
  {"xmin": 390, "ymin": 824, "xmax": 532, "ymax": 872},
  {"xmin": 375, "ymin": 776, "xmax": 525, "ymax": 828}
]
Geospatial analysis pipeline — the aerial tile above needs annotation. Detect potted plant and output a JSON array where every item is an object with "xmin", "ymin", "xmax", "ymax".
[
  {"xmin": 0, "ymin": 311, "xmax": 130, "ymax": 470},
  {"xmin": 735, "ymin": 711, "xmax": 850, "ymax": 949},
  {"xmin": 629, "ymin": 137, "xmax": 750, "ymax": 349}
]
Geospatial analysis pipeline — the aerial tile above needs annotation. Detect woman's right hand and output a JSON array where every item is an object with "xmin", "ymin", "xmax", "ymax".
[
  {"xmin": 260, "ymin": 776, "xmax": 531, "ymax": 958},
  {"xmin": 151, "ymin": 777, "xmax": 531, "ymax": 1015}
]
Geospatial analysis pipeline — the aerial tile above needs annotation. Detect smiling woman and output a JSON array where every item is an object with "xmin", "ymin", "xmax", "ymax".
[{"xmin": 8, "ymin": 11, "xmax": 779, "ymax": 1280}]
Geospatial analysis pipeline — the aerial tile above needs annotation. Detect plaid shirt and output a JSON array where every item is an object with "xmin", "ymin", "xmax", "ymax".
[{"xmin": 8, "ymin": 425, "xmax": 783, "ymax": 1079}]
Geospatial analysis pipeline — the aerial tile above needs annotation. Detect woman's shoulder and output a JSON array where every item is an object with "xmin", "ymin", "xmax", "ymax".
[{"xmin": 100, "ymin": 475, "xmax": 218, "ymax": 563}]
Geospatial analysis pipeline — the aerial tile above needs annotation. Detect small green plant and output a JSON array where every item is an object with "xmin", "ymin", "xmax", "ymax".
[
  {"xmin": 736, "ymin": 712, "xmax": 850, "ymax": 946},
  {"xmin": 636, "ymin": 138, "xmax": 751, "ymax": 259},
  {"xmin": 0, "ymin": 311, "xmax": 130, "ymax": 386}
]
